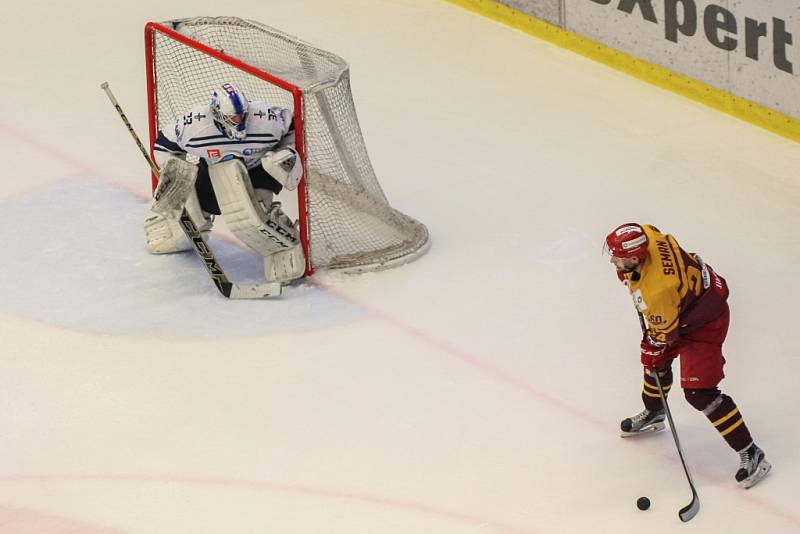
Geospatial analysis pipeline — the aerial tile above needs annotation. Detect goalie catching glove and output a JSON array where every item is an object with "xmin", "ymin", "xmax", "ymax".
[{"xmin": 261, "ymin": 147, "xmax": 302, "ymax": 190}]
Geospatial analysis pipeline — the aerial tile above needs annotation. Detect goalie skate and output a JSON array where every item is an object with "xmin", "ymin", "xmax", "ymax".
[
  {"xmin": 736, "ymin": 444, "xmax": 772, "ymax": 489},
  {"xmin": 620, "ymin": 408, "xmax": 666, "ymax": 437}
]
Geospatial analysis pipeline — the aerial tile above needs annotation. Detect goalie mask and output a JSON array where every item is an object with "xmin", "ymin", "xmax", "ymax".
[{"xmin": 211, "ymin": 82, "xmax": 249, "ymax": 140}]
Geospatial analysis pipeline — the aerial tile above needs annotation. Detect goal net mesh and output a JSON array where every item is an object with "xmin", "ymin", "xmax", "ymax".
[{"xmin": 148, "ymin": 17, "xmax": 429, "ymax": 272}]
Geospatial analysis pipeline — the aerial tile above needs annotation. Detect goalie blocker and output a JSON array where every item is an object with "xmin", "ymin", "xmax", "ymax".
[{"xmin": 145, "ymin": 157, "xmax": 213, "ymax": 254}]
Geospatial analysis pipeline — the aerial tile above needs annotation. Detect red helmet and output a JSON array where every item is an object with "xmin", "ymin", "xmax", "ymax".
[{"xmin": 605, "ymin": 223, "xmax": 648, "ymax": 259}]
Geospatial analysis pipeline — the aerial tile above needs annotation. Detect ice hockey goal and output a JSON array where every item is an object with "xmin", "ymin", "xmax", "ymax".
[{"xmin": 145, "ymin": 17, "xmax": 429, "ymax": 275}]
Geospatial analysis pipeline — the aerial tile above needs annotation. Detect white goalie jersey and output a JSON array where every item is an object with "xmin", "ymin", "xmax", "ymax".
[{"xmin": 153, "ymin": 101, "xmax": 295, "ymax": 169}]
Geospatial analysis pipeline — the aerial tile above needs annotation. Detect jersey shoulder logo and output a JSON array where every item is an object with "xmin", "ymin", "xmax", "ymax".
[
  {"xmin": 632, "ymin": 289, "xmax": 647, "ymax": 312},
  {"xmin": 174, "ymin": 118, "xmax": 185, "ymax": 142}
]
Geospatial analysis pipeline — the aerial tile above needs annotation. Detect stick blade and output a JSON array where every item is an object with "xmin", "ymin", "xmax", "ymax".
[
  {"xmin": 678, "ymin": 493, "xmax": 700, "ymax": 522},
  {"xmin": 227, "ymin": 282, "xmax": 283, "ymax": 299}
]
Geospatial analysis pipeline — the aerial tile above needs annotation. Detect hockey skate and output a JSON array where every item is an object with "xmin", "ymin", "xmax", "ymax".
[
  {"xmin": 736, "ymin": 443, "xmax": 771, "ymax": 489},
  {"xmin": 620, "ymin": 408, "xmax": 666, "ymax": 437}
]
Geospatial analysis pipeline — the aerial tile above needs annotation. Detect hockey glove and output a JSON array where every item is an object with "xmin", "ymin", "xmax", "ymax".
[
  {"xmin": 261, "ymin": 147, "xmax": 302, "ymax": 191},
  {"xmin": 150, "ymin": 156, "xmax": 198, "ymax": 218},
  {"xmin": 640, "ymin": 340, "xmax": 667, "ymax": 370}
]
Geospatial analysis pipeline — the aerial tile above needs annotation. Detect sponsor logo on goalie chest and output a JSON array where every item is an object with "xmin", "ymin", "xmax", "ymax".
[{"xmin": 207, "ymin": 148, "xmax": 221, "ymax": 158}]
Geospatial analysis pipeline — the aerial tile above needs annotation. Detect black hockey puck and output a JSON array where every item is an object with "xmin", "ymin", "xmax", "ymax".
[{"xmin": 637, "ymin": 497, "xmax": 651, "ymax": 510}]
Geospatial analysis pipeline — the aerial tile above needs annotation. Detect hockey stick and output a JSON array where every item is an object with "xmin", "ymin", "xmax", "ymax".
[
  {"xmin": 638, "ymin": 311, "xmax": 700, "ymax": 522},
  {"xmin": 100, "ymin": 82, "xmax": 281, "ymax": 299}
]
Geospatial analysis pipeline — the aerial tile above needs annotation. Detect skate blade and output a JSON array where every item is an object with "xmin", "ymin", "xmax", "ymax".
[
  {"xmin": 739, "ymin": 460, "xmax": 772, "ymax": 489},
  {"xmin": 620, "ymin": 421, "xmax": 666, "ymax": 438}
]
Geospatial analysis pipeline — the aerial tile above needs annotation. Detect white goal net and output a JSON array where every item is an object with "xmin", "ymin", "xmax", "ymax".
[{"xmin": 145, "ymin": 16, "xmax": 429, "ymax": 274}]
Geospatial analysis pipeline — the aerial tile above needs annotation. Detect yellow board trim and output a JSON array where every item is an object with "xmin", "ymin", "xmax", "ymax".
[{"xmin": 445, "ymin": 0, "xmax": 800, "ymax": 143}]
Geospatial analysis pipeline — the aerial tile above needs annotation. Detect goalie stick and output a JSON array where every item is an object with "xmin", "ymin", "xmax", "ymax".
[
  {"xmin": 638, "ymin": 311, "xmax": 700, "ymax": 522},
  {"xmin": 100, "ymin": 81, "xmax": 282, "ymax": 299}
]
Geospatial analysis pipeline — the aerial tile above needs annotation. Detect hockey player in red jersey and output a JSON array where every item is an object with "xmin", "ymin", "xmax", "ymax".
[{"xmin": 605, "ymin": 223, "xmax": 771, "ymax": 489}]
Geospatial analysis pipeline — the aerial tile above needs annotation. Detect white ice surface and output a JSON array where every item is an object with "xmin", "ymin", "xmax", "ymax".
[{"xmin": 0, "ymin": 1, "xmax": 798, "ymax": 533}]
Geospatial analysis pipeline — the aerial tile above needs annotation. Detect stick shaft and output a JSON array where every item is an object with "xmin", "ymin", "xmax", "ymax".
[
  {"xmin": 100, "ymin": 82, "xmax": 160, "ymax": 176},
  {"xmin": 638, "ymin": 311, "xmax": 699, "ymax": 521}
]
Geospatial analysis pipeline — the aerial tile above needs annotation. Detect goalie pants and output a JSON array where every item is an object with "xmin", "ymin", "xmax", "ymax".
[
  {"xmin": 641, "ymin": 302, "xmax": 754, "ymax": 452},
  {"xmin": 194, "ymin": 158, "xmax": 283, "ymax": 215}
]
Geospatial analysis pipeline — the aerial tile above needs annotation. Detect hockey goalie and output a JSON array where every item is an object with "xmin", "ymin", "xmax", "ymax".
[{"xmin": 144, "ymin": 81, "xmax": 305, "ymax": 284}]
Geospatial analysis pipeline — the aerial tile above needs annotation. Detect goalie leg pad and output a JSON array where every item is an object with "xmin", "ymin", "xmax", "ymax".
[
  {"xmin": 263, "ymin": 227, "xmax": 306, "ymax": 283},
  {"xmin": 144, "ymin": 190, "xmax": 212, "ymax": 254},
  {"xmin": 145, "ymin": 212, "xmax": 189, "ymax": 254},
  {"xmin": 209, "ymin": 159, "xmax": 301, "ymax": 257}
]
